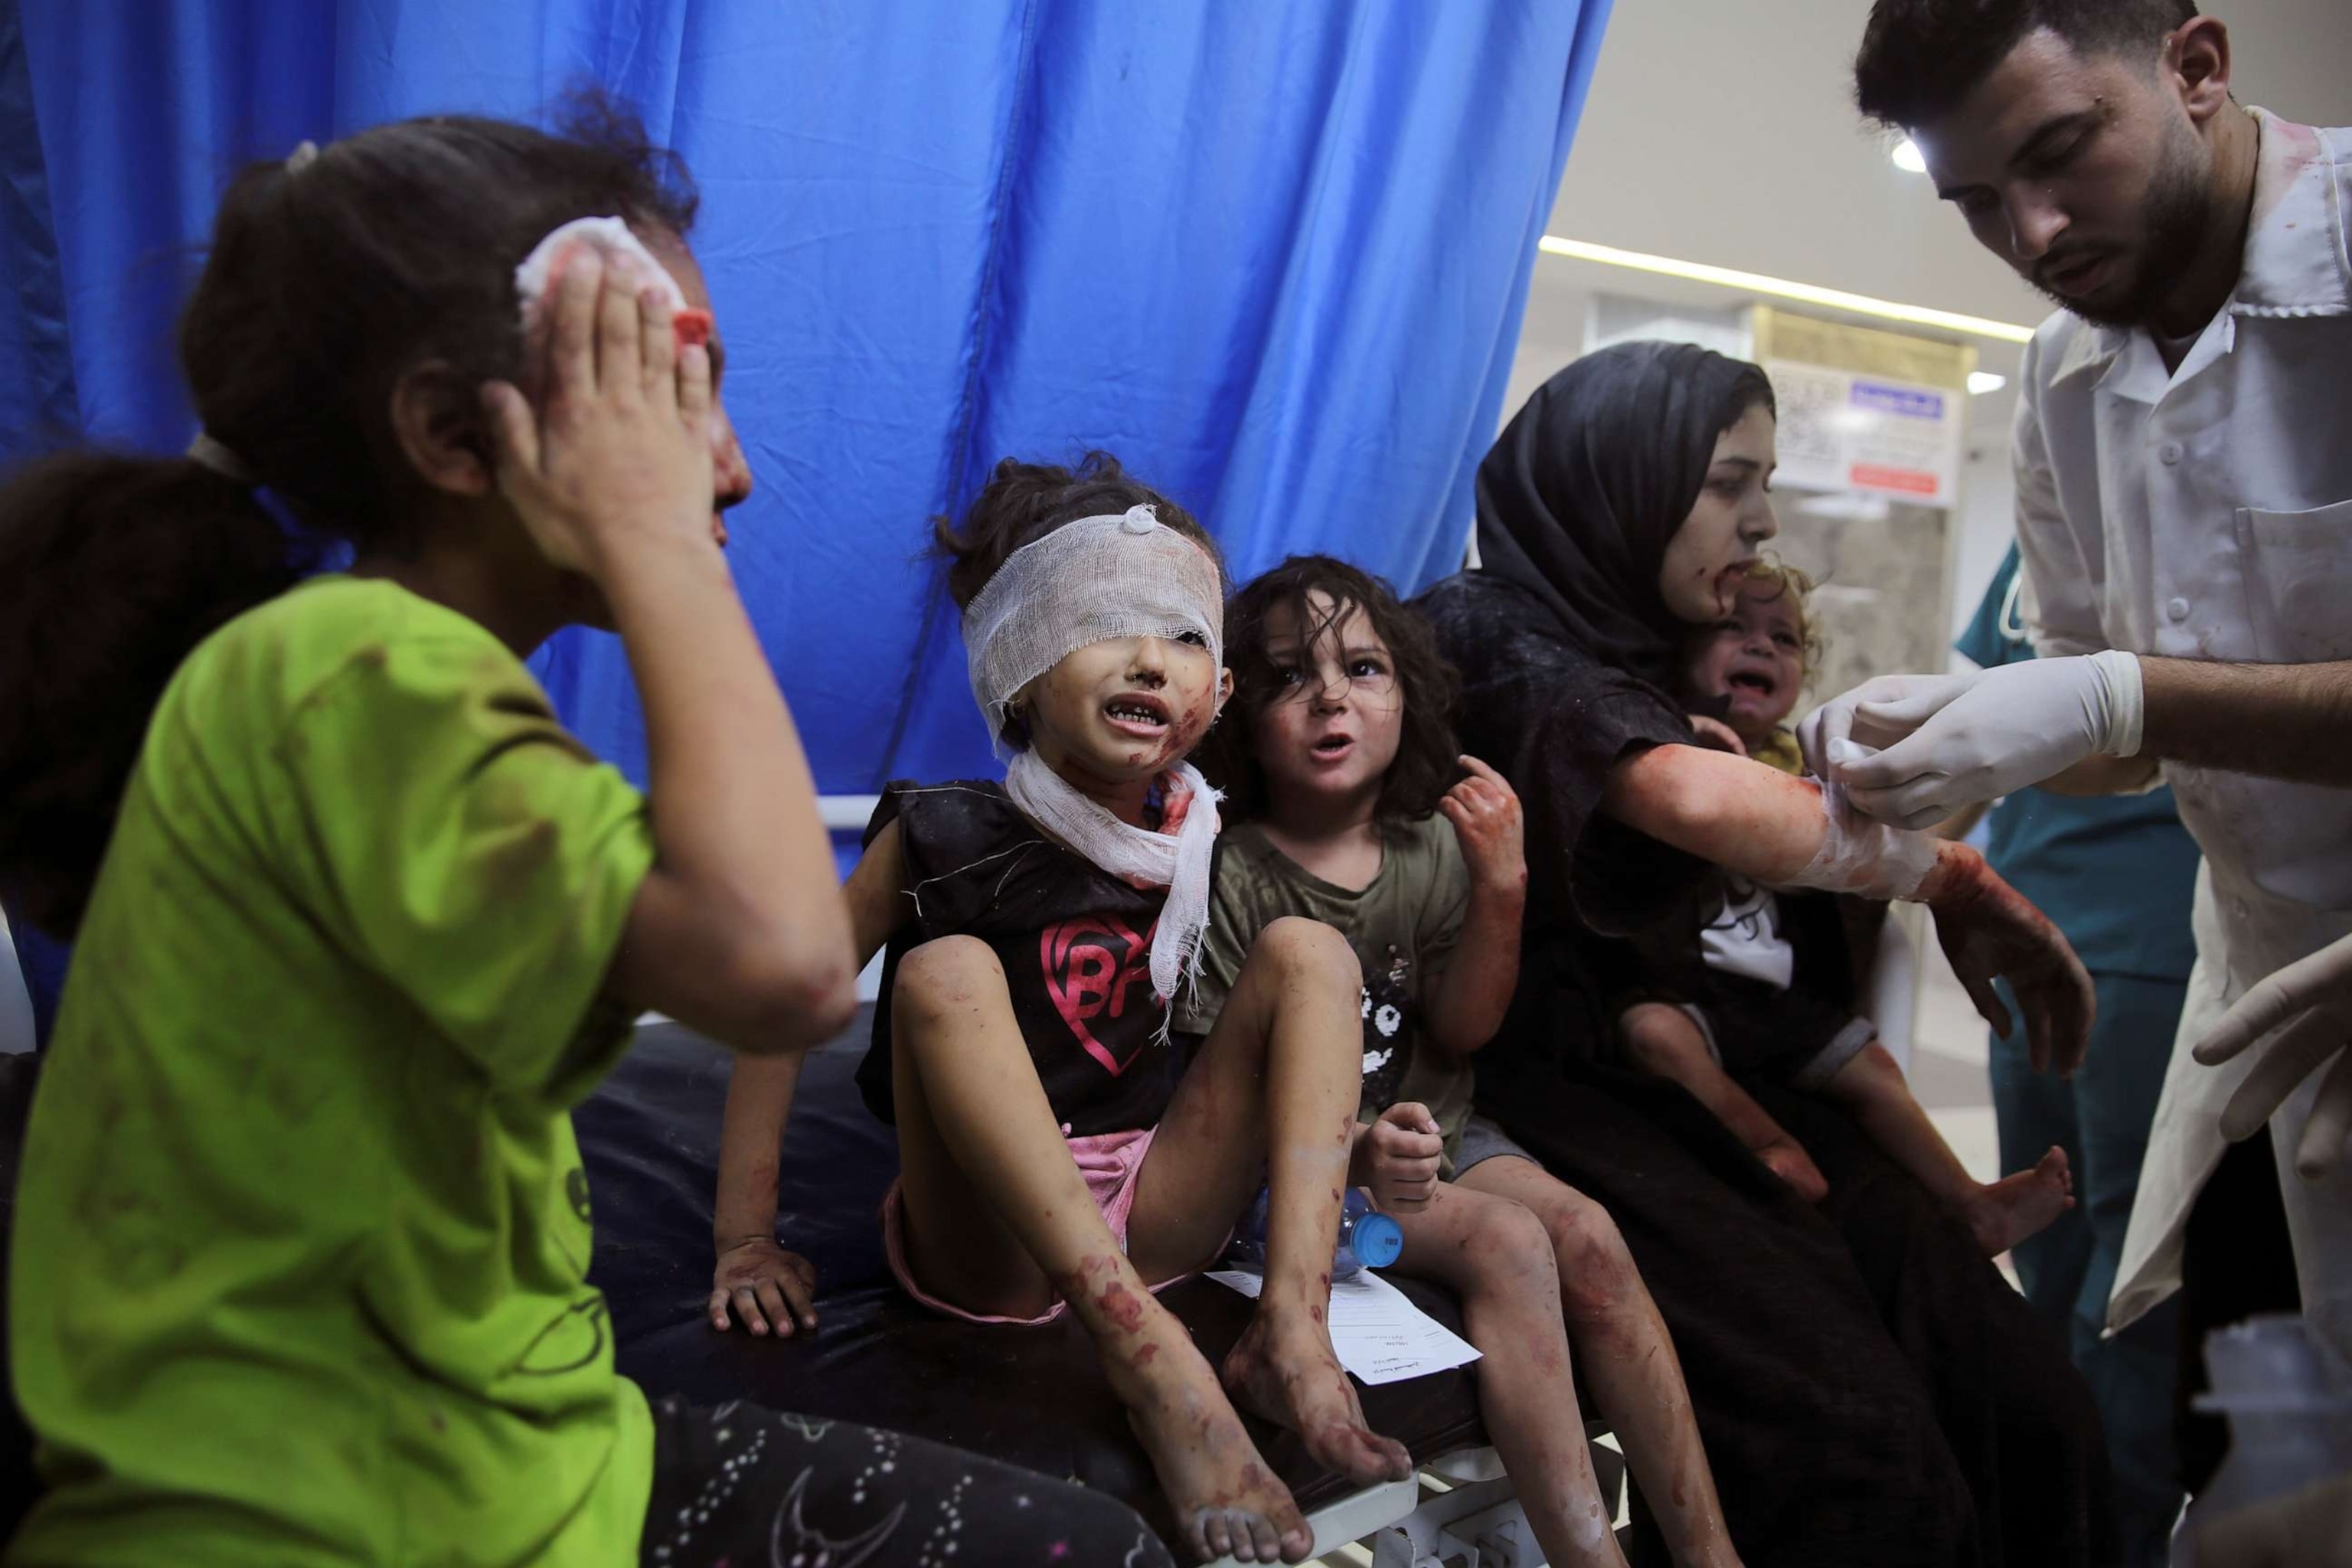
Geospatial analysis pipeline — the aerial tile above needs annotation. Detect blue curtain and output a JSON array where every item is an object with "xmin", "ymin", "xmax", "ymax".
[{"xmin": 3, "ymin": 0, "xmax": 1609, "ymax": 795}]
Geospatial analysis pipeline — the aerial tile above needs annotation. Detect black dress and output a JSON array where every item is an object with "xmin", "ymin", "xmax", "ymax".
[
  {"xmin": 855, "ymin": 780, "xmax": 1188, "ymax": 1137},
  {"xmin": 1417, "ymin": 570, "xmax": 2113, "ymax": 1568}
]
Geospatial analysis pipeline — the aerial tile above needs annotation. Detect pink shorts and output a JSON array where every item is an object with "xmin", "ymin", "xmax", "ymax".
[{"xmin": 881, "ymin": 1123, "xmax": 1191, "ymax": 1327}]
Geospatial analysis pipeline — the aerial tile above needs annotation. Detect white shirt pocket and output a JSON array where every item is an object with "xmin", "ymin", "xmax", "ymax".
[{"xmin": 2234, "ymin": 498, "xmax": 2352, "ymax": 664}]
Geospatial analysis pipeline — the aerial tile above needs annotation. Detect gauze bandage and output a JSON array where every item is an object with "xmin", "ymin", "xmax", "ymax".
[
  {"xmin": 965, "ymin": 506, "xmax": 1227, "ymax": 1023},
  {"xmin": 514, "ymin": 217, "xmax": 714, "ymax": 349},
  {"xmin": 1784, "ymin": 769, "xmax": 1937, "ymax": 902}
]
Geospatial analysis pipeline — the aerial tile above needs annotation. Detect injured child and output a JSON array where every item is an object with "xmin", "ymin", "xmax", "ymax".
[
  {"xmin": 1189, "ymin": 555, "xmax": 1745, "ymax": 1568},
  {"xmin": 1615, "ymin": 560, "xmax": 2075, "ymax": 1257},
  {"xmin": 711, "ymin": 453, "xmax": 1409, "ymax": 1565}
]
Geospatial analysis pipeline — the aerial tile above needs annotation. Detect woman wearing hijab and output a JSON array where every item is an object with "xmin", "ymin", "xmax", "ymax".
[{"xmin": 1415, "ymin": 342, "xmax": 2115, "ymax": 1567}]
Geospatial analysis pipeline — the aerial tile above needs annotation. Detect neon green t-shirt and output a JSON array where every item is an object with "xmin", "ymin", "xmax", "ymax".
[{"xmin": 8, "ymin": 577, "xmax": 658, "ymax": 1566}]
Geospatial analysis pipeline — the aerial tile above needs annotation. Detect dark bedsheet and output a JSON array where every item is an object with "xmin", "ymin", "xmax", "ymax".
[{"xmin": 576, "ymin": 1012, "xmax": 1488, "ymax": 1537}]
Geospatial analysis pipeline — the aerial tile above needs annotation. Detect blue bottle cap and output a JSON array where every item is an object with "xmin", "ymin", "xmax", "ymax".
[{"xmin": 1354, "ymin": 1211, "xmax": 1403, "ymax": 1270}]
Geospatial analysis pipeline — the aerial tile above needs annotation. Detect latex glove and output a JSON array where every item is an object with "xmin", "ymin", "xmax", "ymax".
[
  {"xmin": 2192, "ymin": 1468, "xmax": 2352, "ymax": 1566},
  {"xmin": 2194, "ymin": 929, "xmax": 2352, "ymax": 1181},
  {"xmin": 1799, "ymin": 652, "xmax": 2143, "ymax": 829},
  {"xmin": 1796, "ymin": 672, "xmax": 1975, "ymax": 780}
]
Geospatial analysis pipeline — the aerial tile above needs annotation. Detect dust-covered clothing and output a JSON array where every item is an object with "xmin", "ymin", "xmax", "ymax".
[
  {"xmin": 1183, "ymin": 815, "xmax": 1473, "ymax": 1173},
  {"xmin": 854, "ymin": 780, "xmax": 1188, "ymax": 1138}
]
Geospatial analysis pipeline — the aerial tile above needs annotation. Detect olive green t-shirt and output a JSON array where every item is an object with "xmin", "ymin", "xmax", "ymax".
[
  {"xmin": 8, "ymin": 577, "xmax": 657, "ymax": 1567},
  {"xmin": 1185, "ymin": 815, "xmax": 1473, "ymax": 1173}
]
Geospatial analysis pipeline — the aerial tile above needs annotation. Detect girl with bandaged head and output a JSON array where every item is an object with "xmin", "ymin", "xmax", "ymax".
[
  {"xmin": 0, "ymin": 100, "xmax": 1171, "ymax": 1568},
  {"xmin": 713, "ymin": 452, "xmax": 1410, "ymax": 1564}
]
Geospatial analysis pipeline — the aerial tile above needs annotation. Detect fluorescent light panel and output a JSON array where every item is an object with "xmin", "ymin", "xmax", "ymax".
[{"xmin": 1537, "ymin": 235, "xmax": 2037, "ymax": 345}]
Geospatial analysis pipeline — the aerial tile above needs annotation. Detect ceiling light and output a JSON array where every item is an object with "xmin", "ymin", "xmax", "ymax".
[
  {"xmin": 1967, "ymin": 371, "xmax": 2009, "ymax": 395},
  {"xmin": 1537, "ymin": 236, "xmax": 2037, "ymax": 345},
  {"xmin": 1892, "ymin": 138, "xmax": 1929, "ymax": 175}
]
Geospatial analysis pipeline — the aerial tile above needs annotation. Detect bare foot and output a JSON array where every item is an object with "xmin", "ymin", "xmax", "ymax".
[
  {"xmin": 1960, "ymin": 1145, "xmax": 2075, "ymax": 1256},
  {"xmin": 1222, "ymin": 1306, "xmax": 1413, "ymax": 1487},
  {"xmin": 1102, "ymin": 1320, "xmax": 1312, "ymax": 1563},
  {"xmin": 1752, "ymin": 1137, "xmax": 1828, "ymax": 1204}
]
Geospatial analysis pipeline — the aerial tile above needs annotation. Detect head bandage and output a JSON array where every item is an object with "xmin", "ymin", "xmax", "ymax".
[
  {"xmin": 963, "ymin": 505, "xmax": 1227, "ymax": 1025},
  {"xmin": 514, "ymin": 216, "xmax": 714, "ymax": 349},
  {"xmin": 962, "ymin": 505, "xmax": 1223, "ymax": 746}
]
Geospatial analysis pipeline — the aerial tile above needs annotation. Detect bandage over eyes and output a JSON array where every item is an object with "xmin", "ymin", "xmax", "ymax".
[
  {"xmin": 962, "ymin": 505, "xmax": 1224, "ymax": 745},
  {"xmin": 513, "ymin": 216, "xmax": 714, "ymax": 349},
  {"xmin": 963, "ymin": 506, "xmax": 1227, "ymax": 1025}
]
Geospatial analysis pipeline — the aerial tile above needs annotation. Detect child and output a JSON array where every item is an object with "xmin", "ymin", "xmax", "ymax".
[
  {"xmin": 1618, "ymin": 562, "xmax": 2075, "ymax": 1256},
  {"xmin": 710, "ymin": 455, "xmax": 1409, "ymax": 1566},
  {"xmin": 1191, "ymin": 555, "xmax": 1744, "ymax": 1568},
  {"xmin": 0, "ymin": 108, "xmax": 1170, "ymax": 1567}
]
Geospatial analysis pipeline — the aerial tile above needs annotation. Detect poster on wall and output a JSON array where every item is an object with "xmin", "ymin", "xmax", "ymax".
[{"xmin": 1764, "ymin": 358, "xmax": 1963, "ymax": 509}]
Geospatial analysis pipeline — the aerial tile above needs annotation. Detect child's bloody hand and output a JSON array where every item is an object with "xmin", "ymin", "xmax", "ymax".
[
  {"xmin": 1354, "ymin": 1102, "xmax": 1443, "ymax": 1212},
  {"xmin": 709, "ymin": 1236, "xmax": 819, "ymax": 1338},
  {"xmin": 1441, "ymin": 756, "xmax": 1526, "ymax": 900},
  {"xmin": 1752, "ymin": 1135, "xmax": 1828, "ymax": 1203},
  {"xmin": 1687, "ymin": 715, "xmax": 1749, "ymax": 757}
]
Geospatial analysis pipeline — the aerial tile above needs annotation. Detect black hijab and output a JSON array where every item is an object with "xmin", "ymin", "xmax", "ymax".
[{"xmin": 1475, "ymin": 341, "xmax": 1776, "ymax": 693}]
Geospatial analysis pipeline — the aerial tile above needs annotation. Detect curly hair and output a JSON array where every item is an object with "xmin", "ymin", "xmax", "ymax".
[
  {"xmin": 1736, "ymin": 557, "xmax": 1826, "ymax": 689},
  {"xmin": 1202, "ymin": 554, "xmax": 1462, "ymax": 823},
  {"xmin": 0, "ymin": 90, "xmax": 700, "ymax": 939}
]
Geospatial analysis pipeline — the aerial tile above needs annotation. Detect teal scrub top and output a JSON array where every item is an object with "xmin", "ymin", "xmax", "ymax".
[{"xmin": 1955, "ymin": 545, "xmax": 2200, "ymax": 983}]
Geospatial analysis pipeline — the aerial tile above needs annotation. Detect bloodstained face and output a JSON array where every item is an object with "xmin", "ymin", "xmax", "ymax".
[
  {"xmin": 1657, "ymin": 402, "xmax": 1780, "ymax": 623},
  {"xmin": 1684, "ymin": 577, "xmax": 1808, "ymax": 746},
  {"xmin": 1246, "ymin": 595, "xmax": 1405, "ymax": 815},
  {"xmin": 1021, "ymin": 627, "xmax": 1231, "ymax": 795}
]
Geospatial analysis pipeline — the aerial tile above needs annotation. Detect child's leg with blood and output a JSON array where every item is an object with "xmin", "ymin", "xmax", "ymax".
[
  {"xmin": 1457, "ymin": 1157, "xmax": 1746, "ymax": 1568},
  {"xmin": 888, "ymin": 936, "xmax": 1308, "ymax": 1564},
  {"xmin": 1387, "ymin": 1183, "xmax": 1632, "ymax": 1568},
  {"xmin": 1818, "ymin": 1041, "xmax": 2073, "ymax": 1257},
  {"xmin": 1125, "ymin": 916, "xmax": 1414, "ymax": 1491}
]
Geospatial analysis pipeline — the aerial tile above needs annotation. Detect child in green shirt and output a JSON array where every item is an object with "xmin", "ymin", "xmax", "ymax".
[{"xmin": 0, "ymin": 103, "xmax": 1167, "ymax": 1568}]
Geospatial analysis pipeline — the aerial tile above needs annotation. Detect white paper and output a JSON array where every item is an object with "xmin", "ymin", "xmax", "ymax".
[{"xmin": 1206, "ymin": 1269, "xmax": 1483, "ymax": 1387}]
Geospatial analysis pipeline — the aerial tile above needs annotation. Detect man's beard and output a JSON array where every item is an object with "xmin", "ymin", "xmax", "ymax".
[{"xmin": 2036, "ymin": 124, "xmax": 2213, "ymax": 331}]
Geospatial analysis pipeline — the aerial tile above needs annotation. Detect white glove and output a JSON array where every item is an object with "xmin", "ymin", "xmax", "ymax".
[
  {"xmin": 2194, "ymin": 929, "xmax": 2352, "ymax": 1181},
  {"xmin": 1798, "ymin": 652, "xmax": 2143, "ymax": 830}
]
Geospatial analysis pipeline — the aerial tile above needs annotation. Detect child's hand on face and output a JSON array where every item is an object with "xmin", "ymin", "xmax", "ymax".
[
  {"xmin": 1439, "ymin": 756, "xmax": 1526, "ymax": 899},
  {"xmin": 482, "ymin": 247, "xmax": 717, "ymax": 579},
  {"xmin": 708, "ymin": 1236, "xmax": 820, "ymax": 1338},
  {"xmin": 1687, "ymin": 715, "xmax": 1749, "ymax": 756},
  {"xmin": 1751, "ymin": 1135, "xmax": 1829, "ymax": 1203},
  {"xmin": 1352, "ymin": 1102, "xmax": 1442, "ymax": 1213}
]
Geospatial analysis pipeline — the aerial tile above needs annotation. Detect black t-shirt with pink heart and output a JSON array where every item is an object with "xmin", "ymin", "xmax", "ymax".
[{"xmin": 856, "ymin": 780, "xmax": 1190, "ymax": 1138}]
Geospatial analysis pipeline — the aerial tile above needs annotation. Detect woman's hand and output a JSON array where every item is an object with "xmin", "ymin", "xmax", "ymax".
[
  {"xmin": 1350, "ymin": 1102, "xmax": 1443, "ymax": 1212},
  {"xmin": 1923, "ymin": 845, "xmax": 2096, "ymax": 1077},
  {"xmin": 709, "ymin": 1236, "xmax": 820, "ymax": 1338},
  {"xmin": 1440, "ymin": 756, "xmax": 1527, "ymax": 900},
  {"xmin": 482, "ymin": 246, "xmax": 716, "ymax": 579}
]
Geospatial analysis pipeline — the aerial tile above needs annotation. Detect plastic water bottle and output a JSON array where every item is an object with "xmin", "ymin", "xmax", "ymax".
[
  {"xmin": 1223, "ymin": 1185, "xmax": 1403, "ymax": 1280},
  {"xmin": 2174, "ymin": 1314, "xmax": 2352, "ymax": 1566}
]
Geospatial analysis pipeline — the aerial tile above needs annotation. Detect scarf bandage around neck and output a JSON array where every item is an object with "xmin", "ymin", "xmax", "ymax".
[{"xmin": 963, "ymin": 507, "xmax": 1227, "ymax": 1030}]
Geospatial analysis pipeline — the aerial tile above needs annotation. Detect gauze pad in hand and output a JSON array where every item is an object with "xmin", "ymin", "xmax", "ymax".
[
  {"xmin": 513, "ymin": 216, "xmax": 713, "ymax": 349},
  {"xmin": 1785, "ymin": 766, "xmax": 1937, "ymax": 902}
]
